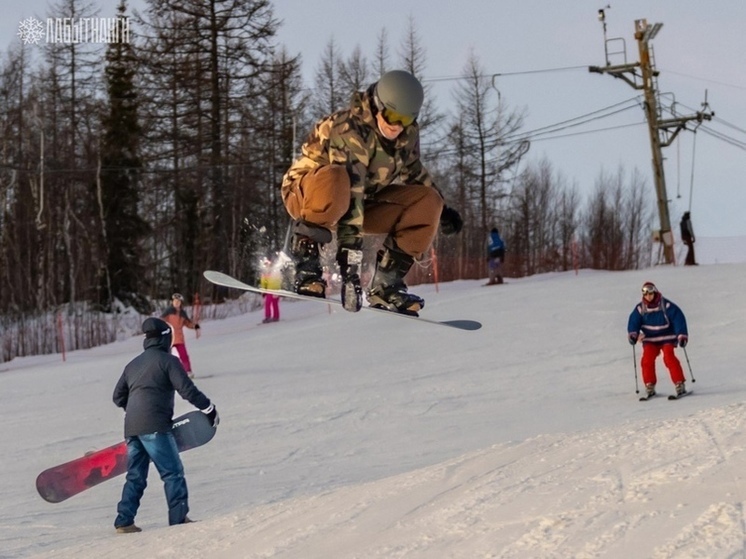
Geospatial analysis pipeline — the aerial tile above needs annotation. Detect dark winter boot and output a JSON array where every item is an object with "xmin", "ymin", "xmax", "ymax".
[
  {"xmin": 645, "ymin": 383, "xmax": 656, "ymax": 398},
  {"xmin": 289, "ymin": 221, "xmax": 331, "ymax": 298},
  {"xmin": 115, "ymin": 524, "xmax": 142, "ymax": 534},
  {"xmin": 367, "ymin": 248, "xmax": 424, "ymax": 316},
  {"xmin": 291, "ymin": 235, "xmax": 326, "ymax": 297}
]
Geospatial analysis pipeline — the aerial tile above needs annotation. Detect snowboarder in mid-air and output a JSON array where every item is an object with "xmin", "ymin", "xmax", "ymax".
[
  {"xmin": 280, "ymin": 69, "xmax": 463, "ymax": 316},
  {"xmin": 627, "ymin": 282, "xmax": 689, "ymax": 399}
]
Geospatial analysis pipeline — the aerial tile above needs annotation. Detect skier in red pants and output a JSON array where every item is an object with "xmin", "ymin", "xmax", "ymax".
[
  {"xmin": 627, "ymin": 281, "xmax": 689, "ymax": 398},
  {"xmin": 259, "ymin": 256, "xmax": 281, "ymax": 323},
  {"xmin": 161, "ymin": 293, "xmax": 200, "ymax": 378}
]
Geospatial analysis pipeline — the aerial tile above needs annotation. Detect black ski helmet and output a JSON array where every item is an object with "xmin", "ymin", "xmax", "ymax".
[{"xmin": 374, "ymin": 70, "xmax": 424, "ymax": 122}]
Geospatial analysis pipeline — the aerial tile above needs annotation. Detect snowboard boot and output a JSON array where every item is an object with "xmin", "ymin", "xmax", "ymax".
[
  {"xmin": 291, "ymin": 235, "xmax": 325, "ymax": 297},
  {"xmin": 289, "ymin": 222, "xmax": 331, "ymax": 298},
  {"xmin": 645, "ymin": 383, "xmax": 656, "ymax": 398},
  {"xmin": 675, "ymin": 381, "xmax": 686, "ymax": 397},
  {"xmin": 367, "ymin": 248, "xmax": 424, "ymax": 316}
]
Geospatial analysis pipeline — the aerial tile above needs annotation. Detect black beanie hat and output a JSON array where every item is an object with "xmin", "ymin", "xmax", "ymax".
[{"xmin": 142, "ymin": 317, "xmax": 171, "ymax": 339}]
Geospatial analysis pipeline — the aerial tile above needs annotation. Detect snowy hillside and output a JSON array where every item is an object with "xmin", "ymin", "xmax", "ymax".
[
  {"xmin": 2, "ymin": 262, "xmax": 746, "ymax": 558},
  {"xmin": 681, "ymin": 236, "xmax": 746, "ymax": 265}
]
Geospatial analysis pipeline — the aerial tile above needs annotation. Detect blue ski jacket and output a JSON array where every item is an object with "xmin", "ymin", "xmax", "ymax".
[
  {"xmin": 488, "ymin": 229, "xmax": 505, "ymax": 258},
  {"xmin": 627, "ymin": 293, "xmax": 688, "ymax": 345}
]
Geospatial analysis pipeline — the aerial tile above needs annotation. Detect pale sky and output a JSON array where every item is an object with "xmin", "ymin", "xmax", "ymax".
[{"xmin": 3, "ymin": 0, "xmax": 745, "ymax": 238}]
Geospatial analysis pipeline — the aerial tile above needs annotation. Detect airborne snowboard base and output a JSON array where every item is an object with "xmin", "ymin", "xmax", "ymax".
[
  {"xmin": 204, "ymin": 270, "xmax": 481, "ymax": 331},
  {"xmin": 36, "ymin": 410, "xmax": 216, "ymax": 503}
]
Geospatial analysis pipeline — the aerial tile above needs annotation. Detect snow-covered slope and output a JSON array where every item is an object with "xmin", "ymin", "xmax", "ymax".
[{"xmin": 3, "ymin": 262, "xmax": 745, "ymax": 558}]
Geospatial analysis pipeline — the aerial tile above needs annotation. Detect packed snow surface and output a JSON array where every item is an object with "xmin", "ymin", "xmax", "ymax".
[{"xmin": 3, "ymin": 261, "xmax": 746, "ymax": 558}]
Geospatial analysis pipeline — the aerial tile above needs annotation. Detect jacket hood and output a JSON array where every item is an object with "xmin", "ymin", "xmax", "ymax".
[
  {"xmin": 643, "ymin": 292, "xmax": 662, "ymax": 307},
  {"xmin": 141, "ymin": 317, "xmax": 173, "ymax": 352},
  {"xmin": 351, "ymin": 88, "xmax": 377, "ymax": 128}
]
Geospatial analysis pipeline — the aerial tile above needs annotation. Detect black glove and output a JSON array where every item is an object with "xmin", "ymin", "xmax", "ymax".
[
  {"xmin": 194, "ymin": 323, "xmax": 200, "ymax": 330},
  {"xmin": 202, "ymin": 404, "xmax": 219, "ymax": 427},
  {"xmin": 628, "ymin": 333, "xmax": 638, "ymax": 345},
  {"xmin": 337, "ymin": 247, "xmax": 363, "ymax": 312},
  {"xmin": 678, "ymin": 335, "xmax": 688, "ymax": 348},
  {"xmin": 440, "ymin": 206, "xmax": 463, "ymax": 235}
]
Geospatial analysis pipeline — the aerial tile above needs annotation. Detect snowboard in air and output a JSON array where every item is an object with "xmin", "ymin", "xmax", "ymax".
[
  {"xmin": 204, "ymin": 270, "xmax": 482, "ymax": 331},
  {"xmin": 36, "ymin": 410, "xmax": 216, "ymax": 503}
]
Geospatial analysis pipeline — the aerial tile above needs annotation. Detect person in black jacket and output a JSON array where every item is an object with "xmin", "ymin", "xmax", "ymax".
[
  {"xmin": 679, "ymin": 211, "xmax": 697, "ymax": 266},
  {"xmin": 112, "ymin": 317, "xmax": 219, "ymax": 533}
]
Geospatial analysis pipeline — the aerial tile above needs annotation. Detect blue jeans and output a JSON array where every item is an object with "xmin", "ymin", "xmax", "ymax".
[{"xmin": 114, "ymin": 432, "xmax": 189, "ymax": 527}]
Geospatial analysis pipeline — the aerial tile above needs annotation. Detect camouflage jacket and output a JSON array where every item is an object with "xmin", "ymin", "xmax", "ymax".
[{"xmin": 281, "ymin": 89, "xmax": 439, "ymax": 248}]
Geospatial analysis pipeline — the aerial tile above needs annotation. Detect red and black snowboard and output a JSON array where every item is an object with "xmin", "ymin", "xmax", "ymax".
[{"xmin": 36, "ymin": 410, "xmax": 216, "ymax": 503}]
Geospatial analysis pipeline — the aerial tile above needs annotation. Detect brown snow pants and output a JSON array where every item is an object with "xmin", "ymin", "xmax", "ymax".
[{"xmin": 282, "ymin": 165, "xmax": 443, "ymax": 258}]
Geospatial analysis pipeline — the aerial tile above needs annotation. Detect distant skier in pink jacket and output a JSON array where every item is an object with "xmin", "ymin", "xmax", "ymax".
[{"xmin": 161, "ymin": 293, "xmax": 200, "ymax": 377}]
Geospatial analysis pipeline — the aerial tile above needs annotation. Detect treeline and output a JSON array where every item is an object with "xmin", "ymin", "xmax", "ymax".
[{"xmin": 0, "ymin": 0, "xmax": 654, "ymax": 353}]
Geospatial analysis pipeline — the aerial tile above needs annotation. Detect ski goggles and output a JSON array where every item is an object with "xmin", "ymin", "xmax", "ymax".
[
  {"xmin": 374, "ymin": 93, "xmax": 416, "ymax": 127},
  {"xmin": 641, "ymin": 285, "xmax": 657, "ymax": 295},
  {"xmin": 380, "ymin": 106, "xmax": 416, "ymax": 127}
]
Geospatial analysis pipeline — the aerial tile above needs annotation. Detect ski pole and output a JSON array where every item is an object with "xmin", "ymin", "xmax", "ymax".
[
  {"xmin": 682, "ymin": 346, "xmax": 696, "ymax": 383},
  {"xmin": 632, "ymin": 343, "xmax": 639, "ymax": 394}
]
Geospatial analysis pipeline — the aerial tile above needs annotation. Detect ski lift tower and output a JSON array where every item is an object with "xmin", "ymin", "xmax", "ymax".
[{"xmin": 589, "ymin": 11, "xmax": 713, "ymax": 264}]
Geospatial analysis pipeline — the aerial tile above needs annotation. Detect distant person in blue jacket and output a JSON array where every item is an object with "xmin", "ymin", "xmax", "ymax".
[
  {"xmin": 627, "ymin": 281, "xmax": 689, "ymax": 398},
  {"xmin": 486, "ymin": 227, "xmax": 505, "ymax": 285}
]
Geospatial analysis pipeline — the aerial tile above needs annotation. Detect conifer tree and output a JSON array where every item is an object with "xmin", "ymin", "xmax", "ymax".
[{"xmin": 99, "ymin": 0, "xmax": 151, "ymax": 313}]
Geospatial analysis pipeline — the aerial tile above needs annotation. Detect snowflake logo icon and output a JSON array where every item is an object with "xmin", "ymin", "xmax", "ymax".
[{"xmin": 17, "ymin": 17, "xmax": 45, "ymax": 45}]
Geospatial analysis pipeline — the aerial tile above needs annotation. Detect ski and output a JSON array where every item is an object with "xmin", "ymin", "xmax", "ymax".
[
  {"xmin": 639, "ymin": 393, "xmax": 659, "ymax": 401},
  {"xmin": 204, "ymin": 270, "xmax": 482, "ymax": 331},
  {"xmin": 668, "ymin": 391, "xmax": 691, "ymax": 400}
]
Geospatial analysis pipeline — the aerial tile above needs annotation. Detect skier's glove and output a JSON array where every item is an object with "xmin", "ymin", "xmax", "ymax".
[
  {"xmin": 194, "ymin": 323, "xmax": 200, "ymax": 330},
  {"xmin": 202, "ymin": 404, "xmax": 220, "ymax": 427},
  {"xmin": 440, "ymin": 206, "xmax": 463, "ymax": 235},
  {"xmin": 337, "ymin": 247, "xmax": 363, "ymax": 313},
  {"xmin": 678, "ymin": 335, "xmax": 688, "ymax": 348},
  {"xmin": 628, "ymin": 333, "xmax": 638, "ymax": 345}
]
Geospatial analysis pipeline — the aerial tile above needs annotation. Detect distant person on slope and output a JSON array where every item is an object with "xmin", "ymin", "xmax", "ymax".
[
  {"xmin": 259, "ymin": 256, "xmax": 281, "ymax": 323},
  {"xmin": 680, "ymin": 211, "xmax": 697, "ymax": 266},
  {"xmin": 112, "ymin": 317, "xmax": 219, "ymax": 533},
  {"xmin": 627, "ymin": 281, "xmax": 689, "ymax": 398},
  {"xmin": 161, "ymin": 293, "xmax": 200, "ymax": 378},
  {"xmin": 486, "ymin": 227, "xmax": 505, "ymax": 285}
]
